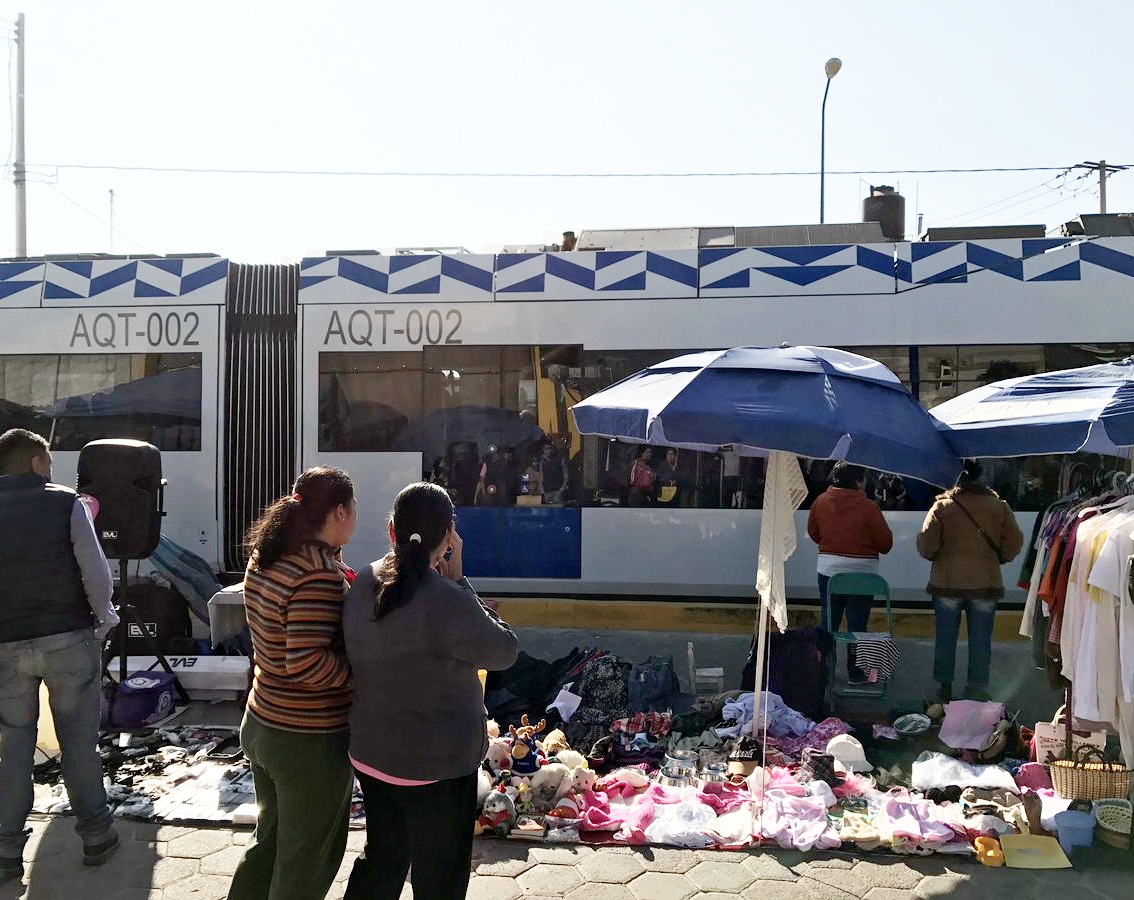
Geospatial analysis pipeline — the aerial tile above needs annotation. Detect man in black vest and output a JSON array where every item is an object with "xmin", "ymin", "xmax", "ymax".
[{"xmin": 0, "ymin": 429, "xmax": 120, "ymax": 884}]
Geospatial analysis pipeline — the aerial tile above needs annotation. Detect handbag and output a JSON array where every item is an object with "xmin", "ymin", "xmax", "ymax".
[
  {"xmin": 1032, "ymin": 704, "xmax": 1107, "ymax": 763},
  {"xmin": 1050, "ymin": 745, "xmax": 1134, "ymax": 801},
  {"xmin": 952, "ymin": 497, "xmax": 1006, "ymax": 563}
]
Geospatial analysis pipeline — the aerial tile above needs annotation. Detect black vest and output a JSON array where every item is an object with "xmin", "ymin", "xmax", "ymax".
[{"xmin": 0, "ymin": 473, "xmax": 92, "ymax": 642}]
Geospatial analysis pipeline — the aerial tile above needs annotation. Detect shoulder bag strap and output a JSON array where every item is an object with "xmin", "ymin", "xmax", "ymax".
[{"xmin": 952, "ymin": 497, "xmax": 1004, "ymax": 560}]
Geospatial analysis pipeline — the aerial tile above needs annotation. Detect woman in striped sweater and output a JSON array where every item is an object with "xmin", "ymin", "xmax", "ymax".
[{"xmin": 228, "ymin": 467, "xmax": 358, "ymax": 900}]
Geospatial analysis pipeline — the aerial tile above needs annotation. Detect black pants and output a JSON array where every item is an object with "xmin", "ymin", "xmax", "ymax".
[{"xmin": 345, "ymin": 768, "xmax": 479, "ymax": 900}]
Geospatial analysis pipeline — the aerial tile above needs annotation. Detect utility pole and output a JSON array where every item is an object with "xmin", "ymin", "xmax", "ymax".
[
  {"xmin": 14, "ymin": 12, "xmax": 25, "ymax": 257},
  {"xmin": 108, "ymin": 189, "xmax": 114, "ymax": 252},
  {"xmin": 1079, "ymin": 160, "xmax": 1128, "ymax": 216}
]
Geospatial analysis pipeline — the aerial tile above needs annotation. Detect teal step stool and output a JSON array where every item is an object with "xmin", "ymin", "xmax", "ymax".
[{"xmin": 826, "ymin": 572, "xmax": 894, "ymax": 699}]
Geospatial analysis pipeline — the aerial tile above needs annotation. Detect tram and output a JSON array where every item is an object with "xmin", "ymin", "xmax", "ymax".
[{"xmin": 4, "ymin": 227, "xmax": 1133, "ymax": 605}]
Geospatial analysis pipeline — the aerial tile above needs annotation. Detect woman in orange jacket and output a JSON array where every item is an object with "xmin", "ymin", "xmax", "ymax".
[{"xmin": 806, "ymin": 463, "xmax": 893, "ymax": 683}]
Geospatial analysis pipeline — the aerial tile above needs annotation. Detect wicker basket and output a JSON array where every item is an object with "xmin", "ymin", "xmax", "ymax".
[
  {"xmin": 1095, "ymin": 799, "xmax": 1132, "ymax": 850},
  {"xmin": 1051, "ymin": 746, "xmax": 1134, "ymax": 801}
]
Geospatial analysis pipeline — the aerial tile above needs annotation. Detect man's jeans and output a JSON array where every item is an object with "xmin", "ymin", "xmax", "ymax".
[
  {"xmin": 933, "ymin": 596, "xmax": 997, "ymax": 692},
  {"xmin": 0, "ymin": 628, "xmax": 113, "ymax": 860}
]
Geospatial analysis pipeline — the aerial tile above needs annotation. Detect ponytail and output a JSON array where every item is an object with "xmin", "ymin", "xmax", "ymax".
[
  {"xmin": 373, "ymin": 482, "xmax": 455, "ymax": 620},
  {"xmin": 245, "ymin": 467, "xmax": 354, "ymax": 569}
]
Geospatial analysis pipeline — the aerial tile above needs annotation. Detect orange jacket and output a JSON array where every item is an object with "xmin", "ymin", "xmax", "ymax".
[{"xmin": 806, "ymin": 487, "xmax": 894, "ymax": 558}]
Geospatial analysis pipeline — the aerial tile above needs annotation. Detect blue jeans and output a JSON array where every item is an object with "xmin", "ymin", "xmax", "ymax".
[
  {"xmin": 933, "ymin": 596, "xmax": 997, "ymax": 692},
  {"xmin": 818, "ymin": 575, "xmax": 873, "ymax": 633},
  {"xmin": 0, "ymin": 628, "xmax": 113, "ymax": 860},
  {"xmin": 818, "ymin": 575, "xmax": 873, "ymax": 676}
]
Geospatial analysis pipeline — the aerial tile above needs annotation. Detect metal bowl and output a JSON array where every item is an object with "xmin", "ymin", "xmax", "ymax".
[
  {"xmin": 664, "ymin": 749, "xmax": 698, "ymax": 770},
  {"xmin": 656, "ymin": 766, "xmax": 693, "ymax": 788},
  {"xmin": 698, "ymin": 770, "xmax": 727, "ymax": 786}
]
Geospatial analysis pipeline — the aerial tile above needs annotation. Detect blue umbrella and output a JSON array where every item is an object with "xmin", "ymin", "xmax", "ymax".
[
  {"xmin": 570, "ymin": 346, "xmax": 961, "ymax": 487},
  {"xmin": 929, "ymin": 357, "xmax": 1134, "ymax": 458}
]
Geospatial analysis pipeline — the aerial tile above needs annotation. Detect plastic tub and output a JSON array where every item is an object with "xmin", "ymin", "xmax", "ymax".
[{"xmin": 1053, "ymin": 809, "xmax": 1096, "ymax": 854}]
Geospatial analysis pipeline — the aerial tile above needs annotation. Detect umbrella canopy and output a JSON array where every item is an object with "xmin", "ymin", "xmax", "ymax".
[
  {"xmin": 570, "ymin": 346, "xmax": 961, "ymax": 487},
  {"xmin": 391, "ymin": 405, "xmax": 545, "ymax": 464},
  {"xmin": 929, "ymin": 357, "xmax": 1134, "ymax": 458}
]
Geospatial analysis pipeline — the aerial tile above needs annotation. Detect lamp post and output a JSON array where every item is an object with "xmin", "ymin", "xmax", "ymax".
[{"xmin": 819, "ymin": 57, "xmax": 842, "ymax": 224}]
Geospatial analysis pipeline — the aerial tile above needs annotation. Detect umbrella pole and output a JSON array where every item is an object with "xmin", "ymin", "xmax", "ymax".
[{"xmin": 752, "ymin": 593, "xmax": 771, "ymax": 698}]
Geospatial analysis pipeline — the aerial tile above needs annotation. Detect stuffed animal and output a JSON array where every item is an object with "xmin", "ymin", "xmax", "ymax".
[
  {"xmin": 557, "ymin": 765, "xmax": 597, "ymax": 800},
  {"xmin": 484, "ymin": 737, "xmax": 512, "ymax": 776},
  {"xmin": 529, "ymin": 763, "xmax": 570, "ymax": 810},
  {"xmin": 475, "ymin": 787, "xmax": 516, "ymax": 838},
  {"xmin": 551, "ymin": 749, "xmax": 587, "ymax": 771},
  {"xmin": 545, "ymin": 795, "xmax": 581, "ymax": 819},
  {"xmin": 476, "ymin": 769, "xmax": 493, "ymax": 809},
  {"xmin": 487, "ymin": 719, "xmax": 500, "ymax": 739},
  {"xmin": 507, "ymin": 715, "xmax": 547, "ymax": 775},
  {"xmin": 603, "ymin": 768, "xmax": 650, "ymax": 790},
  {"xmin": 540, "ymin": 728, "xmax": 570, "ymax": 756}
]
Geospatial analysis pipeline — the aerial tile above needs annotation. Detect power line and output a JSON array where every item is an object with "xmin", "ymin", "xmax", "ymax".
[
  {"xmin": 930, "ymin": 174, "xmax": 1066, "ymax": 226},
  {"xmin": 40, "ymin": 182, "xmax": 154, "ymax": 253},
  {"xmin": 22, "ymin": 162, "xmax": 1111, "ymax": 179},
  {"xmin": 988, "ymin": 191, "xmax": 1091, "ymax": 227}
]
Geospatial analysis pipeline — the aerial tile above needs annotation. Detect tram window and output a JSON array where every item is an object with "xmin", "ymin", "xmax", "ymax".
[
  {"xmin": 415, "ymin": 345, "xmax": 582, "ymax": 508},
  {"xmin": 578, "ymin": 349, "xmax": 773, "ymax": 510},
  {"xmin": 840, "ymin": 346, "xmax": 912, "ymax": 389},
  {"xmin": 318, "ymin": 351, "xmax": 422, "ymax": 452},
  {"xmin": 915, "ymin": 345, "xmax": 1044, "ymax": 407},
  {"xmin": 1044, "ymin": 342, "xmax": 1134, "ymax": 369},
  {"xmin": 0, "ymin": 353, "xmax": 202, "ymax": 452}
]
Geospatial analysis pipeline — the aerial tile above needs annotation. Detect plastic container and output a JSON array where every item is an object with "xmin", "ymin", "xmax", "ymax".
[{"xmin": 1053, "ymin": 809, "xmax": 1096, "ymax": 854}]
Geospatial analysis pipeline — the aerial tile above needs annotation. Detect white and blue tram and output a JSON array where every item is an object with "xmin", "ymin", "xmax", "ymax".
[{"xmin": 3, "ymin": 232, "xmax": 1133, "ymax": 605}]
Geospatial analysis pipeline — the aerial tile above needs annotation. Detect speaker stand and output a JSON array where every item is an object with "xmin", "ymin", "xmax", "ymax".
[{"xmin": 103, "ymin": 558, "xmax": 190, "ymax": 705}]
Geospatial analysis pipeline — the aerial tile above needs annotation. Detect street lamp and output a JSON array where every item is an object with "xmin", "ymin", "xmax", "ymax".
[{"xmin": 820, "ymin": 57, "xmax": 842, "ymax": 224}]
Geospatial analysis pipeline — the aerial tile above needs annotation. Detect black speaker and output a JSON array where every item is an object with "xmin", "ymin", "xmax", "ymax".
[{"xmin": 77, "ymin": 439, "xmax": 163, "ymax": 559}]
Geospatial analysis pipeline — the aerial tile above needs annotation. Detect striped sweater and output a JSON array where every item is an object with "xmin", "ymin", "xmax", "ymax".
[{"xmin": 244, "ymin": 543, "xmax": 352, "ymax": 733}]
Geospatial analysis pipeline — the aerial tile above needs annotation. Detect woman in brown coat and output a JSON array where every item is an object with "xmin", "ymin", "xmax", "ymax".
[{"xmin": 916, "ymin": 460, "xmax": 1024, "ymax": 702}]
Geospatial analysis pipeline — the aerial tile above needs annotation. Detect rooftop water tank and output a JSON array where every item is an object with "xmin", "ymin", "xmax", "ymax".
[{"xmin": 863, "ymin": 185, "xmax": 905, "ymax": 241}]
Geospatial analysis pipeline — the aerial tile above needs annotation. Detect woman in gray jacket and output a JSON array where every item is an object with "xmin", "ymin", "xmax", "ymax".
[{"xmin": 343, "ymin": 482, "xmax": 519, "ymax": 900}]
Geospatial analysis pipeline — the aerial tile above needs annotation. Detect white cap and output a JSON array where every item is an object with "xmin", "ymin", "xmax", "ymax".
[{"xmin": 826, "ymin": 734, "xmax": 872, "ymax": 772}]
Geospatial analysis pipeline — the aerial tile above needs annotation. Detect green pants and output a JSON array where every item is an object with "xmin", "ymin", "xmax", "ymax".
[{"xmin": 227, "ymin": 712, "xmax": 352, "ymax": 900}]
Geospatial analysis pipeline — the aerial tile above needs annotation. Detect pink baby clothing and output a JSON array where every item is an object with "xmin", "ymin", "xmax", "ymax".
[{"xmin": 758, "ymin": 789, "xmax": 841, "ymax": 852}]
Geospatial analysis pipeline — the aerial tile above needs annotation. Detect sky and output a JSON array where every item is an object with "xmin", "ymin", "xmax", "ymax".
[{"xmin": 0, "ymin": 0, "xmax": 1131, "ymax": 262}]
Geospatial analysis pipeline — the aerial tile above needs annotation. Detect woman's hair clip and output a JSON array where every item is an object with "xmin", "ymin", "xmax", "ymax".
[
  {"xmin": 408, "ymin": 533, "xmax": 422, "ymax": 544},
  {"xmin": 291, "ymin": 493, "xmax": 301, "ymax": 503}
]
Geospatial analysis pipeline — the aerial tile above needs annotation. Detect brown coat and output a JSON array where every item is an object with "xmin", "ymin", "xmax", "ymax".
[
  {"xmin": 807, "ymin": 487, "xmax": 893, "ymax": 558},
  {"xmin": 916, "ymin": 482, "xmax": 1024, "ymax": 600}
]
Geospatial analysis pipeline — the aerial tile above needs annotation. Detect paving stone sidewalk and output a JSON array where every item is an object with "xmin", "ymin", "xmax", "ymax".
[{"xmin": 1, "ymin": 816, "xmax": 1131, "ymax": 900}]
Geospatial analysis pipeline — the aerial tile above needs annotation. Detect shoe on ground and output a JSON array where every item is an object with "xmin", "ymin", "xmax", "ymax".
[
  {"xmin": 0, "ymin": 859, "xmax": 23, "ymax": 885},
  {"xmin": 82, "ymin": 829, "xmax": 120, "ymax": 867}
]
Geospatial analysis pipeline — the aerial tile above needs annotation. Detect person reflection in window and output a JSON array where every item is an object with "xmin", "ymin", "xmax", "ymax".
[
  {"xmin": 475, "ymin": 446, "xmax": 514, "ymax": 506},
  {"xmin": 628, "ymin": 448, "xmax": 656, "ymax": 507},
  {"xmin": 655, "ymin": 448, "xmax": 681, "ymax": 507},
  {"xmin": 538, "ymin": 443, "xmax": 569, "ymax": 505},
  {"xmin": 429, "ymin": 457, "xmax": 457, "ymax": 502}
]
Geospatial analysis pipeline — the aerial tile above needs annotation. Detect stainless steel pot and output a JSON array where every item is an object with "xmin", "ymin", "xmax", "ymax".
[
  {"xmin": 656, "ymin": 766, "xmax": 693, "ymax": 788},
  {"xmin": 664, "ymin": 749, "xmax": 698, "ymax": 770}
]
